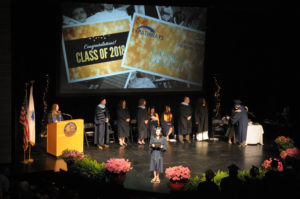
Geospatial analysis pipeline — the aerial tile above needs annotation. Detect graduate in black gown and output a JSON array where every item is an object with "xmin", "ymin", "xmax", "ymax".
[
  {"xmin": 137, "ymin": 98, "xmax": 149, "ymax": 145},
  {"xmin": 225, "ymin": 109, "xmax": 237, "ymax": 144},
  {"xmin": 194, "ymin": 97, "xmax": 209, "ymax": 141},
  {"xmin": 220, "ymin": 164, "xmax": 243, "ymax": 198},
  {"xmin": 149, "ymin": 106, "xmax": 160, "ymax": 137},
  {"xmin": 116, "ymin": 99, "xmax": 130, "ymax": 146},
  {"xmin": 197, "ymin": 169, "xmax": 219, "ymax": 196},
  {"xmin": 229, "ymin": 99, "xmax": 248, "ymax": 146},
  {"xmin": 161, "ymin": 105, "xmax": 174, "ymax": 141},
  {"xmin": 178, "ymin": 96, "xmax": 192, "ymax": 143},
  {"xmin": 94, "ymin": 98, "xmax": 110, "ymax": 150},
  {"xmin": 149, "ymin": 127, "xmax": 167, "ymax": 183}
]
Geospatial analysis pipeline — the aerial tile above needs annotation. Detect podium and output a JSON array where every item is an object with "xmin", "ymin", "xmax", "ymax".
[{"xmin": 47, "ymin": 119, "xmax": 84, "ymax": 156}]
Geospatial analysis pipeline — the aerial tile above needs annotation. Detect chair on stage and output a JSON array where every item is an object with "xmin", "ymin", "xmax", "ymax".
[
  {"xmin": 84, "ymin": 123, "xmax": 95, "ymax": 148},
  {"xmin": 129, "ymin": 119, "xmax": 136, "ymax": 143},
  {"xmin": 84, "ymin": 122, "xmax": 115, "ymax": 146},
  {"xmin": 211, "ymin": 118, "xmax": 226, "ymax": 140},
  {"xmin": 107, "ymin": 122, "xmax": 115, "ymax": 143}
]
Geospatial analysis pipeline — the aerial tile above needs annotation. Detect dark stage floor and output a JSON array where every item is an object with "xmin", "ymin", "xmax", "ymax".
[{"xmin": 16, "ymin": 134, "xmax": 278, "ymax": 194}]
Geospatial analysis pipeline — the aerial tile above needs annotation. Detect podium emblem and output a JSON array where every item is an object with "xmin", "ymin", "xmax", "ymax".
[{"xmin": 64, "ymin": 122, "xmax": 77, "ymax": 137}]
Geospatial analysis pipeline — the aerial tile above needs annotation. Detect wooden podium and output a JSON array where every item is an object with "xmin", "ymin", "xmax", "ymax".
[{"xmin": 47, "ymin": 119, "xmax": 84, "ymax": 156}]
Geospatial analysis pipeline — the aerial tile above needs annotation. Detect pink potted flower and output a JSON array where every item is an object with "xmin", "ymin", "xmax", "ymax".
[
  {"xmin": 275, "ymin": 136, "xmax": 295, "ymax": 150},
  {"xmin": 280, "ymin": 147, "xmax": 300, "ymax": 159},
  {"xmin": 60, "ymin": 149, "xmax": 85, "ymax": 170},
  {"xmin": 261, "ymin": 157, "xmax": 284, "ymax": 172},
  {"xmin": 105, "ymin": 158, "xmax": 132, "ymax": 184},
  {"xmin": 165, "ymin": 165, "xmax": 191, "ymax": 191},
  {"xmin": 60, "ymin": 149, "xmax": 84, "ymax": 163}
]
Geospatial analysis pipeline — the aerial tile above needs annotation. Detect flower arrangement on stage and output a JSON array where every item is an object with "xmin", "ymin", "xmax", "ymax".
[
  {"xmin": 60, "ymin": 149, "xmax": 84, "ymax": 164},
  {"xmin": 280, "ymin": 147, "xmax": 300, "ymax": 160},
  {"xmin": 104, "ymin": 158, "xmax": 132, "ymax": 174},
  {"xmin": 261, "ymin": 157, "xmax": 284, "ymax": 172},
  {"xmin": 165, "ymin": 165, "xmax": 191, "ymax": 183},
  {"xmin": 275, "ymin": 136, "xmax": 295, "ymax": 150}
]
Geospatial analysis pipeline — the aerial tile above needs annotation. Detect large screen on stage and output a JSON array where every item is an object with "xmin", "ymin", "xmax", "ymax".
[{"xmin": 59, "ymin": 2, "xmax": 207, "ymax": 94}]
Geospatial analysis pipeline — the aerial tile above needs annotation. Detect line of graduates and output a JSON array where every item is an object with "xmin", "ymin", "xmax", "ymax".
[{"xmin": 93, "ymin": 96, "xmax": 209, "ymax": 149}]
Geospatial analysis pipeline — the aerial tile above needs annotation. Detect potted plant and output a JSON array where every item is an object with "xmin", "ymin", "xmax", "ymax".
[
  {"xmin": 104, "ymin": 158, "xmax": 132, "ymax": 184},
  {"xmin": 165, "ymin": 165, "xmax": 190, "ymax": 191},
  {"xmin": 275, "ymin": 136, "xmax": 295, "ymax": 150},
  {"xmin": 60, "ymin": 149, "xmax": 84, "ymax": 170},
  {"xmin": 280, "ymin": 147, "xmax": 300, "ymax": 160},
  {"xmin": 261, "ymin": 157, "xmax": 284, "ymax": 172},
  {"xmin": 71, "ymin": 157, "xmax": 106, "ymax": 183}
]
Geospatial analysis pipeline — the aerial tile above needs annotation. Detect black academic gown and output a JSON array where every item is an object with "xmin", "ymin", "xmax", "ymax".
[
  {"xmin": 225, "ymin": 109, "xmax": 237, "ymax": 138},
  {"xmin": 178, "ymin": 103, "xmax": 192, "ymax": 135},
  {"xmin": 137, "ymin": 106, "xmax": 149, "ymax": 139},
  {"xmin": 149, "ymin": 136, "xmax": 167, "ymax": 173},
  {"xmin": 231, "ymin": 106, "xmax": 248, "ymax": 143},
  {"xmin": 116, "ymin": 107, "xmax": 130, "ymax": 138},
  {"xmin": 149, "ymin": 113, "xmax": 159, "ymax": 137},
  {"xmin": 94, "ymin": 105, "xmax": 110, "ymax": 146},
  {"xmin": 220, "ymin": 176, "xmax": 243, "ymax": 197},
  {"xmin": 194, "ymin": 104, "xmax": 209, "ymax": 133}
]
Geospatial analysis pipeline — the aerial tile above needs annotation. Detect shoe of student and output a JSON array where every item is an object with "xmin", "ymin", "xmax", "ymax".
[
  {"xmin": 104, "ymin": 144, "xmax": 110, "ymax": 148},
  {"xmin": 97, "ymin": 145, "xmax": 103, "ymax": 150},
  {"xmin": 155, "ymin": 178, "xmax": 160, "ymax": 183}
]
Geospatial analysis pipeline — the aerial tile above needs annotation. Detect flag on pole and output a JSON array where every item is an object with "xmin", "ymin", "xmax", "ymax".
[
  {"xmin": 27, "ymin": 84, "xmax": 36, "ymax": 146},
  {"xmin": 19, "ymin": 105, "xmax": 29, "ymax": 151}
]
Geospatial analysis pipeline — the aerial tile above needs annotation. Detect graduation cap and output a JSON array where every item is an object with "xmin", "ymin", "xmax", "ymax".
[
  {"xmin": 205, "ymin": 169, "xmax": 215, "ymax": 180},
  {"xmin": 233, "ymin": 99, "xmax": 242, "ymax": 105},
  {"xmin": 250, "ymin": 165, "xmax": 259, "ymax": 177},
  {"xmin": 227, "ymin": 164, "xmax": 239, "ymax": 171},
  {"xmin": 156, "ymin": 126, "xmax": 162, "ymax": 131}
]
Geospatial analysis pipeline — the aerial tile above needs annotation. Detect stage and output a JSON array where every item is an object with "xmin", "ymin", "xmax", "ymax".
[{"xmin": 16, "ymin": 135, "xmax": 277, "ymax": 194}]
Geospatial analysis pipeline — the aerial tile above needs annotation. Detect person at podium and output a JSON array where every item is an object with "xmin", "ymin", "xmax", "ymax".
[
  {"xmin": 94, "ymin": 98, "xmax": 110, "ymax": 150},
  {"xmin": 47, "ymin": 104, "xmax": 63, "ymax": 124}
]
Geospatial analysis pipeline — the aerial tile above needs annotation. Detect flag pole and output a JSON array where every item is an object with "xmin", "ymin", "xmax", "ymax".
[
  {"xmin": 21, "ymin": 82, "xmax": 29, "ymax": 164},
  {"xmin": 21, "ymin": 150, "xmax": 28, "ymax": 164},
  {"xmin": 27, "ymin": 80, "xmax": 35, "ymax": 163},
  {"xmin": 28, "ymin": 145, "xmax": 34, "ymax": 163}
]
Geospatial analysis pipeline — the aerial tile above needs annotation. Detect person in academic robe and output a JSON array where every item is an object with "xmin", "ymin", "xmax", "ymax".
[
  {"xmin": 225, "ymin": 107, "xmax": 238, "ymax": 144},
  {"xmin": 47, "ymin": 104, "xmax": 63, "ymax": 124},
  {"xmin": 149, "ymin": 106, "xmax": 160, "ymax": 137},
  {"xmin": 220, "ymin": 164, "xmax": 244, "ymax": 198},
  {"xmin": 94, "ymin": 98, "xmax": 110, "ymax": 150},
  {"xmin": 161, "ymin": 105, "xmax": 174, "ymax": 141},
  {"xmin": 116, "ymin": 99, "xmax": 130, "ymax": 146},
  {"xmin": 197, "ymin": 169, "xmax": 220, "ymax": 196},
  {"xmin": 149, "ymin": 127, "xmax": 167, "ymax": 184},
  {"xmin": 137, "ymin": 98, "xmax": 149, "ymax": 145},
  {"xmin": 229, "ymin": 99, "xmax": 248, "ymax": 146},
  {"xmin": 194, "ymin": 97, "xmax": 209, "ymax": 141},
  {"xmin": 178, "ymin": 96, "xmax": 192, "ymax": 143}
]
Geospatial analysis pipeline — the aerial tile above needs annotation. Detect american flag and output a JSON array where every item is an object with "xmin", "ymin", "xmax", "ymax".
[{"xmin": 20, "ymin": 104, "xmax": 29, "ymax": 151}]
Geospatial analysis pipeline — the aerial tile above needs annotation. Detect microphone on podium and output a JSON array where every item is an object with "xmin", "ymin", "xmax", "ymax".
[{"xmin": 61, "ymin": 112, "xmax": 72, "ymax": 119}]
